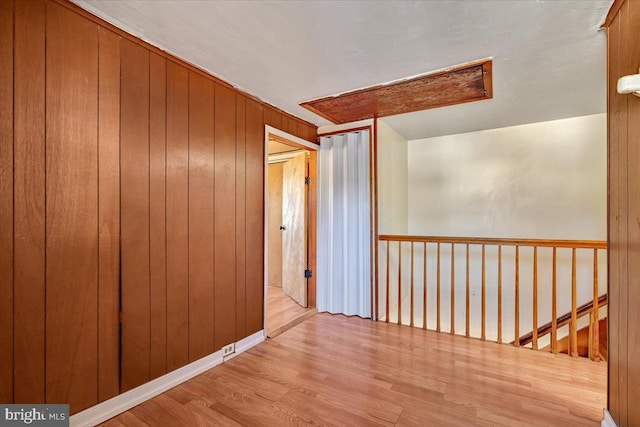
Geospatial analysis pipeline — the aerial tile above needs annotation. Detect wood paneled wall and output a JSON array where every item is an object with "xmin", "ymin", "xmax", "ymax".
[
  {"xmin": 0, "ymin": 0, "xmax": 317, "ymax": 414},
  {"xmin": 605, "ymin": 0, "xmax": 640, "ymax": 426}
]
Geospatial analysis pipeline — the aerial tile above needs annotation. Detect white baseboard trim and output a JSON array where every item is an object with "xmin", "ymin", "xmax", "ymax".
[
  {"xmin": 602, "ymin": 408, "xmax": 617, "ymax": 427},
  {"xmin": 70, "ymin": 329, "xmax": 265, "ymax": 427}
]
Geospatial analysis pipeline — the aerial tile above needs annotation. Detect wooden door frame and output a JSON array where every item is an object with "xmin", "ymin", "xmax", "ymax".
[{"xmin": 263, "ymin": 126, "xmax": 318, "ymax": 337}]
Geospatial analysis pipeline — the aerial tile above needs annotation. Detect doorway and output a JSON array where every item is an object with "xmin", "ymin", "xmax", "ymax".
[{"xmin": 264, "ymin": 126, "xmax": 318, "ymax": 338}]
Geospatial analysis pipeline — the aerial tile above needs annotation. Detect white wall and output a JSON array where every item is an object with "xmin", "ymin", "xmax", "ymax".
[
  {"xmin": 377, "ymin": 119, "xmax": 409, "ymax": 234},
  {"xmin": 407, "ymin": 114, "xmax": 607, "ymax": 239},
  {"xmin": 379, "ymin": 114, "xmax": 607, "ymax": 344}
]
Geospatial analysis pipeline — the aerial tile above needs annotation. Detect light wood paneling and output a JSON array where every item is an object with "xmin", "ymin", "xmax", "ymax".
[
  {"xmin": 45, "ymin": 2, "xmax": 99, "ymax": 412},
  {"xmin": 246, "ymin": 99, "xmax": 265, "ymax": 334},
  {"xmin": 120, "ymin": 38, "xmax": 151, "ymax": 392},
  {"xmin": 214, "ymin": 83, "xmax": 237, "ymax": 349},
  {"xmin": 98, "ymin": 26, "xmax": 121, "ymax": 402},
  {"xmin": 605, "ymin": 1, "xmax": 640, "ymax": 425},
  {"xmin": 102, "ymin": 313, "xmax": 606, "ymax": 427},
  {"xmin": 188, "ymin": 72, "xmax": 215, "ymax": 361},
  {"xmin": 149, "ymin": 52, "xmax": 167, "ymax": 380},
  {"xmin": 0, "ymin": 0, "xmax": 14, "ymax": 404},
  {"xmin": 13, "ymin": 0, "xmax": 46, "ymax": 404},
  {"xmin": 267, "ymin": 163, "xmax": 284, "ymax": 287},
  {"xmin": 166, "ymin": 60, "xmax": 190, "ymax": 371}
]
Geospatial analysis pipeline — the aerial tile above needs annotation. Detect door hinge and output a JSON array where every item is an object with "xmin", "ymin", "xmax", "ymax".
[
  {"xmin": 304, "ymin": 269, "xmax": 313, "ymax": 278},
  {"xmin": 305, "ymin": 176, "xmax": 312, "ymax": 185}
]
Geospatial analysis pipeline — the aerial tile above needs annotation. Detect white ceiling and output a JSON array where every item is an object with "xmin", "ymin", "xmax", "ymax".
[{"xmin": 74, "ymin": 0, "xmax": 612, "ymax": 140}]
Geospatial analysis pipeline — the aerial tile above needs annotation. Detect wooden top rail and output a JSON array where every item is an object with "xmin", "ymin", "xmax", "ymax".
[
  {"xmin": 378, "ymin": 235, "xmax": 607, "ymax": 249},
  {"xmin": 517, "ymin": 294, "xmax": 608, "ymax": 346}
]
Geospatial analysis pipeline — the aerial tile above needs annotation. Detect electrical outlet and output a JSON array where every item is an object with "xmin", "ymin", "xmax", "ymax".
[{"xmin": 222, "ymin": 343, "xmax": 235, "ymax": 357}]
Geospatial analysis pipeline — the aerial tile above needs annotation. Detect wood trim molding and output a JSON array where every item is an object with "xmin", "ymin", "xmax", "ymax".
[
  {"xmin": 602, "ymin": 0, "xmax": 625, "ymax": 28},
  {"xmin": 301, "ymin": 58, "xmax": 493, "ymax": 124},
  {"xmin": 317, "ymin": 125, "xmax": 373, "ymax": 138},
  {"xmin": 57, "ymin": 0, "xmax": 317, "ymax": 129}
]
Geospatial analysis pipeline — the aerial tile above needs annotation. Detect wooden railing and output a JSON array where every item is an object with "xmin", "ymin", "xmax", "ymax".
[{"xmin": 378, "ymin": 235, "xmax": 607, "ymax": 360}]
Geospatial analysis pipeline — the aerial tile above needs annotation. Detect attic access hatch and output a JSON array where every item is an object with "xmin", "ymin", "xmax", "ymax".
[{"xmin": 300, "ymin": 58, "xmax": 492, "ymax": 124}]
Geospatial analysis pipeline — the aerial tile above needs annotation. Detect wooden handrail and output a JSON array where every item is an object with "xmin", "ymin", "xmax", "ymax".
[
  {"xmin": 517, "ymin": 294, "xmax": 608, "ymax": 346},
  {"xmin": 378, "ymin": 235, "xmax": 606, "ymax": 249},
  {"xmin": 378, "ymin": 234, "xmax": 607, "ymax": 361}
]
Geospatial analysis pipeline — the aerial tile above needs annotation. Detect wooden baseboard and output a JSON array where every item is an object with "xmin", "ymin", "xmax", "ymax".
[{"xmin": 70, "ymin": 330, "xmax": 265, "ymax": 427}]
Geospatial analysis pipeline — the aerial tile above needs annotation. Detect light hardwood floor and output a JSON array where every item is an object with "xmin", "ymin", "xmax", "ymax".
[
  {"xmin": 267, "ymin": 285, "xmax": 316, "ymax": 338},
  {"xmin": 101, "ymin": 314, "xmax": 606, "ymax": 426}
]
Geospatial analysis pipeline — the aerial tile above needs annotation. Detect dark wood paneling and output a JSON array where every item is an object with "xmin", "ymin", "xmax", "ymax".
[
  {"xmin": 13, "ymin": 0, "xmax": 46, "ymax": 404},
  {"xmin": 120, "ymin": 38, "xmax": 151, "ymax": 392},
  {"xmin": 0, "ymin": 0, "xmax": 14, "ymax": 404},
  {"xmin": 214, "ymin": 84, "xmax": 237, "ymax": 349},
  {"xmin": 607, "ymin": 5, "xmax": 621, "ymax": 420},
  {"xmin": 0, "ymin": 0, "xmax": 13, "ymax": 403},
  {"xmin": 287, "ymin": 117, "xmax": 297, "ymax": 136},
  {"xmin": 97, "ymin": 26, "xmax": 121, "ymax": 402},
  {"xmin": 625, "ymin": 3, "xmax": 640, "ymax": 425},
  {"xmin": 301, "ymin": 59, "xmax": 492, "ymax": 124},
  {"xmin": 149, "ymin": 52, "xmax": 168, "ymax": 380},
  {"xmin": 236, "ymin": 94, "xmax": 247, "ymax": 339},
  {"xmin": 45, "ymin": 2, "xmax": 99, "ymax": 412},
  {"xmin": 606, "ymin": 1, "xmax": 640, "ymax": 425},
  {"xmin": 188, "ymin": 72, "xmax": 215, "ymax": 361},
  {"xmin": 245, "ymin": 99, "xmax": 265, "ymax": 334},
  {"xmin": 166, "ymin": 60, "xmax": 190, "ymax": 370}
]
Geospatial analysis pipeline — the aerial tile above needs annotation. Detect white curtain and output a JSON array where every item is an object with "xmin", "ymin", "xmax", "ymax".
[{"xmin": 317, "ymin": 130, "xmax": 371, "ymax": 318}]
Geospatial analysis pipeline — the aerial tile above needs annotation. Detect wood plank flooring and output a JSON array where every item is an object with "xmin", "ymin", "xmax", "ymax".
[
  {"xmin": 267, "ymin": 285, "xmax": 315, "ymax": 338},
  {"xmin": 101, "ymin": 313, "xmax": 606, "ymax": 426}
]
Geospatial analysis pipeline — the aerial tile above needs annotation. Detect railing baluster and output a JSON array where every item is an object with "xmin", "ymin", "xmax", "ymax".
[
  {"xmin": 498, "ymin": 245, "xmax": 502, "ymax": 344},
  {"xmin": 551, "ymin": 247, "xmax": 558, "ymax": 353},
  {"xmin": 398, "ymin": 242, "xmax": 402, "ymax": 326},
  {"xmin": 481, "ymin": 244, "xmax": 486, "ymax": 340},
  {"xmin": 437, "ymin": 242, "xmax": 441, "ymax": 332},
  {"xmin": 533, "ymin": 246, "xmax": 538, "ymax": 350},
  {"xmin": 466, "ymin": 243, "xmax": 470, "ymax": 338},
  {"xmin": 592, "ymin": 248, "xmax": 600, "ymax": 361},
  {"xmin": 410, "ymin": 242, "xmax": 415, "ymax": 327},
  {"xmin": 515, "ymin": 246, "xmax": 520, "ymax": 347},
  {"xmin": 570, "ymin": 248, "xmax": 578, "ymax": 357},
  {"xmin": 451, "ymin": 243, "xmax": 455, "ymax": 335},
  {"xmin": 386, "ymin": 241, "xmax": 390, "ymax": 323},
  {"xmin": 423, "ymin": 242, "xmax": 427, "ymax": 330}
]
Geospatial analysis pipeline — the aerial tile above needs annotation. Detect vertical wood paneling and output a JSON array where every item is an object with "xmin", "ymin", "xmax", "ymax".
[
  {"xmin": 13, "ymin": 0, "xmax": 46, "ymax": 404},
  {"xmin": 607, "ymin": 10, "xmax": 621, "ymax": 419},
  {"xmin": 0, "ymin": 0, "xmax": 14, "ymax": 404},
  {"xmin": 120, "ymin": 39, "xmax": 150, "ymax": 392},
  {"xmin": 214, "ymin": 84, "xmax": 237, "ymax": 349},
  {"xmin": 625, "ymin": 2, "xmax": 640, "ymax": 424},
  {"xmin": 616, "ymin": 1, "xmax": 629, "ymax": 422},
  {"xmin": 236, "ymin": 95, "xmax": 247, "ymax": 339},
  {"xmin": 45, "ymin": 2, "xmax": 99, "ymax": 412},
  {"xmin": 166, "ymin": 61, "xmax": 190, "ymax": 370},
  {"xmin": 97, "ymin": 26, "xmax": 121, "ymax": 401},
  {"xmin": 245, "ymin": 99, "xmax": 264, "ymax": 334},
  {"xmin": 149, "ymin": 52, "xmax": 167, "ymax": 379},
  {"xmin": 188, "ymin": 72, "xmax": 215, "ymax": 361},
  {"xmin": 3, "ymin": 0, "xmax": 317, "ymax": 411}
]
